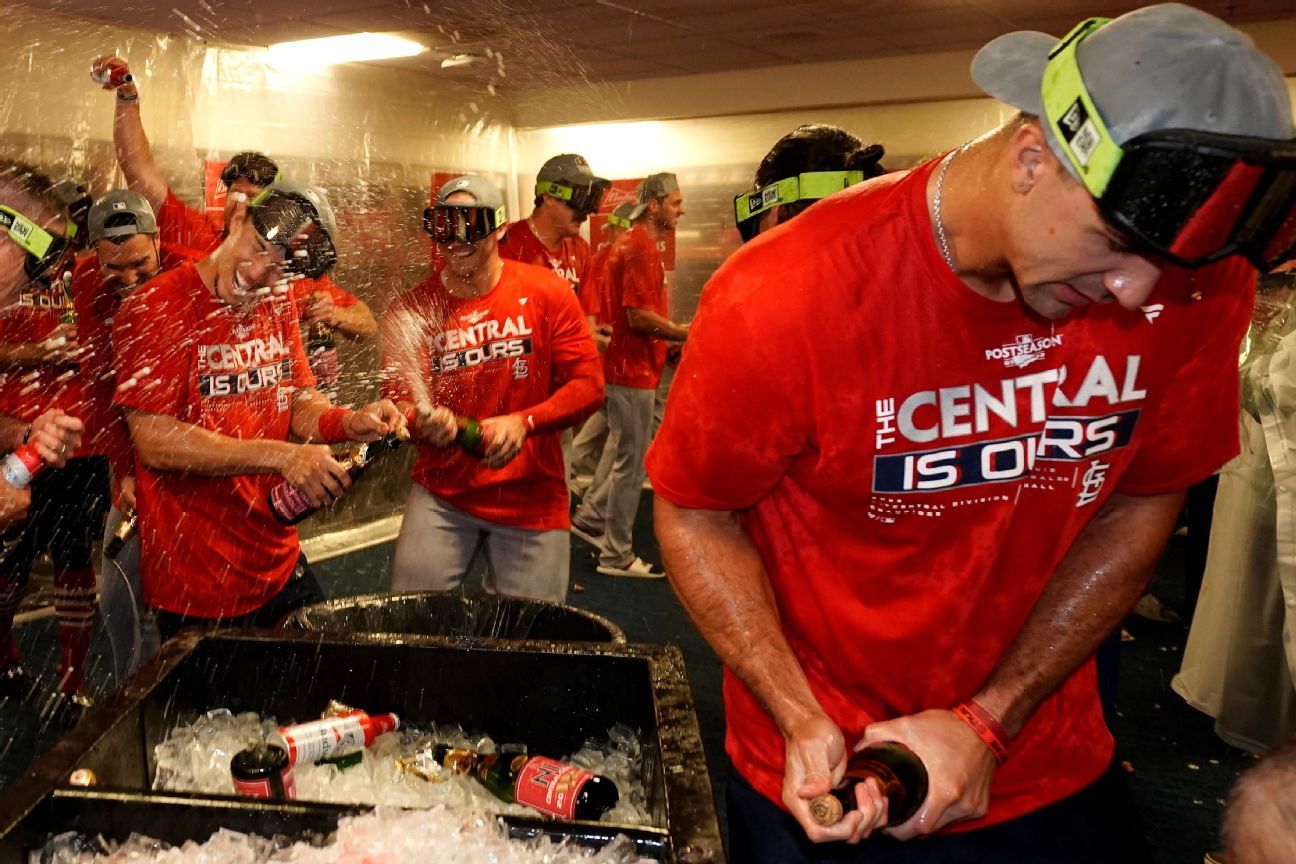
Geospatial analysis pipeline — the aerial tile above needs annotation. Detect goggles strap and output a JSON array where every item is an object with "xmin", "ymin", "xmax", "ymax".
[
  {"xmin": 1041, "ymin": 17, "xmax": 1124, "ymax": 198},
  {"xmin": 536, "ymin": 181, "xmax": 575, "ymax": 202},
  {"xmin": 735, "ymin": 170, "xmax": 867, "ymax": 223},
  {"xmin": 0, "ymin": 205, "xmax": 58, "ymax": 259}
]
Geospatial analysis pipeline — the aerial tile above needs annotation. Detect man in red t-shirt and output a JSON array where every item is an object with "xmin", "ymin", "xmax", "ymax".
[
  {"xmin": 91, "ymin": 57, "xmax": 378, "ymax": 395},
  {"xmin": 574, "ymin": 174, "xmax": 688, "ymax": 579},
  {"xmin": 0, "ymin": 160, "xmax": 87, "ymax": 712},
  {"xmin": 0, "ymin": 188, "xmax": 196, "ymax": 721},
  {"xmin": 648, "ymin": 7, "xmax": 1296, "ymax": 861},
  {"xmin": 570, "ymin": 202, "xmax": 635, "ymax": 488},
  {"xmin": 113, "ymin": 186, "xmax": 404, "ymax": 639},
  {"xmin": 382, "ymin": 174, "xmax": 602, "ymax": 603},
  {"xmin": 499, "ymin": 153, "xmax": 608, "ymax": 303},
  {"xmin": 72, "ymin": 190, "xmax": 202, "ymax": 685}
]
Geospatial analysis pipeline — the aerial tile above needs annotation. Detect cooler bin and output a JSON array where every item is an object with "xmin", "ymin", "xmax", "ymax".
[
  {"xmin": 282, "ymin": 590, "xmax": 627, "ymax": 646},
  {"xmin": 0, "ymin": 631, "xmax": 722, "ymax": 863}
]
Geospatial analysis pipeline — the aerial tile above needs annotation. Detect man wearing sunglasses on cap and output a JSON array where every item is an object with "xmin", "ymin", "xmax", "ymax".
[
  {"xmin": 382, "ymin": 175, "xmax": 602, "ymax": 604},
  {"xmin": 0, "ymin": 188, "xmax": 195, "ymax": 723},
  {"xmin": 112, "ymin": 184, "xmax": 404, "ymax": 640},
  {"xmin": 649, "ymin": 5, "xmax": 1296, "ymax": 861},
  {"xmin": 90, "ymin": 57, "xmax": 378, "ymax": 396},
  {"xmin": 734, "ymin": 125, "xmax": 886, "ymax": 244},
  {"xmin": 501, "ymin": 153, "xmax": 609, "ymax": 307},
  {"xmin": 574, "ymin": 173, "xmax": 688, "ymax": 580}
]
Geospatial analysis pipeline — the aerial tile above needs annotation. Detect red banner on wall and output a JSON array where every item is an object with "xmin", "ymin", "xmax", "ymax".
[{"xmin": 588, "ymin": 178, "xmax": 675, "ymax": 271}]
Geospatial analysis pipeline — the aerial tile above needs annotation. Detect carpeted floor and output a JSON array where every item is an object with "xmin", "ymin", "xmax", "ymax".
[{"xmin": 0, "ymin": 493, "xmax": 1259, "ymax": 862}]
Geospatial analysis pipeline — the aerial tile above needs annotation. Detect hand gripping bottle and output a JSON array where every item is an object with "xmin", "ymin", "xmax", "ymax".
[
  {"xmin": 90, "ymin": 58, "xmax": 133, "ymax": 88},
  {"xmin": 268, "ymin": 428, "xmax": 410, "ymax": 525},
  {"xmin": 809, "ymin": 742, "xmax": 929, "ymax": 827}
]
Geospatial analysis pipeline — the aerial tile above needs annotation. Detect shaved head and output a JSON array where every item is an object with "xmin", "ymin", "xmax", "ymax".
[{"xmin": 1225, "ymin": 743, "xmax": 1296, "ymax": 864}]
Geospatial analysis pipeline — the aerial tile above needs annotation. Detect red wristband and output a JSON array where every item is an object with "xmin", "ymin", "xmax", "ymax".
[
  {"xmin": 318, "ymin": 407, "xmax": 352, "ymax": 443},
  {"xmin": 954, "ymin": 701, "xmax": 1011, "ymax": 764}
]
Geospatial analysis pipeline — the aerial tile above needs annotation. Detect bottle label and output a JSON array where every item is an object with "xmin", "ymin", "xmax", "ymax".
[
  {"xmin": 279, "ymin": 716, "xmax": 367, "ymax": 764},
  {"xmin": 513, "ymin": 756, "xmax": 594, "ymax": 820},
  {"xmin": 2, "ymin": 446, "xmax": 41, "ymax": 489},
  {"xmin": 232, "ymin": 762, "xmax": 295, "ymax": 799},
  {"xmin": 269, "ymin": 480, "xmax": 314, "ymax": 523}
]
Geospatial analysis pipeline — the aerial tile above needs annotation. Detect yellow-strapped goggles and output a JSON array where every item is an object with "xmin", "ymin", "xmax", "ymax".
[
  {"xmin": 0, "ymin": 205, "xmax": 71, "ymax": 285},
  {"xmin": 1042, "ymin": 16, "xmax": 1296, "ymax": 269}
]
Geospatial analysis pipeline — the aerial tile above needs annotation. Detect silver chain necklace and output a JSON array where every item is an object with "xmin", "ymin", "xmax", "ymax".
[{"xmin": 933, "ymin": 143, "xmax": 969, "ymax": 271}]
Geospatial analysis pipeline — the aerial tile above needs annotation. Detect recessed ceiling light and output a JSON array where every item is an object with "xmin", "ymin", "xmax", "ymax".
[{"xmin": 268, "ymin": 33, "xmax": 427, "ymax": 67}]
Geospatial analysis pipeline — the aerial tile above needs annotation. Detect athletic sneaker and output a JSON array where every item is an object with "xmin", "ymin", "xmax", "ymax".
[
  {"xmin": 597, "ymin": 556, "xmax": 666, "ymax": 579},
  {"xmin": 570, "ymin": 512, "xmax": 605, "ymax": 548}
]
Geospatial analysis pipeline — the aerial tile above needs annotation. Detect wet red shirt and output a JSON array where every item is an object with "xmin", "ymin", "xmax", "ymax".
[
  {"xmin": 500, "ymin": 219, "xmax": 591, "ymax": 300},
  {"xmin": 381, "ymin": 261, "xmax": 603, "ymax": 530},
  {"xmin": 603, "ymin": 226, "xmax": 669, "ymax": 389},
  {"xmin": 158, "ymin": 188, "xmax": 358, "ymax": 388},
  {"xmin": 646, "ymin": 159, "xmax": 1251, "ymax": 831},
  {"xmin": 113, "ymin": 262, "xmax": 315, "ymax": 618},
  {"xmin": 583, "ymin": 243, "xmax": 615, "ymax": 325}
]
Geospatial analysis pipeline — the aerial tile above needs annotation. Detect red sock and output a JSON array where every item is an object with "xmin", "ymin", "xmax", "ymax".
[{"xmin": 54, "ymin": 567, "xmax": 96, "ymax": 695}]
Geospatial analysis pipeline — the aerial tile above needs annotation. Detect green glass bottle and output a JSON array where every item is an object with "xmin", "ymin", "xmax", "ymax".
[{"xmin": 455, "ymin": 416, "xmax": 485, "ymax": 454}]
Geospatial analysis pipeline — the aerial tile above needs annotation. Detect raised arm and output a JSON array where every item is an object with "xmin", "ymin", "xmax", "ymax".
[{"xmin": 92, "ymin": 56, "xmax": 168, "ymax": 215}]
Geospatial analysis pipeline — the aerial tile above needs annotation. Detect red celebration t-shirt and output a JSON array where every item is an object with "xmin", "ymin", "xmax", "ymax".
[
  {"xmin": 583, "ymin": 243, "xmax": 615, "ymax": 325},
  {"xmin": 645, "ymin": 159, "xmax": 1251, "ymax": 831},
  {"xmin": 603, "ymin": 226, "xmax": 669, "ymax": 389},
  {"xmin": 381, "ymin": 261, "xmax": 602, "ymax": 530},
  {"xmin": 500, "ymin": 219, "xmax": 591, "ymax": 301},
  {"xmin": 113, "ymin": 262, "xmax": 316, "ymax": 618}
]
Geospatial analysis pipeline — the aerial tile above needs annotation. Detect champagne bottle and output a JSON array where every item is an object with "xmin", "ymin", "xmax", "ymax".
[
  {"xmin": 230, "ymin": 743, "xmax": 295, "ymax": 800},
  {"xmin": 809, "ymin": 742, "xmax": 929, "ymax": 827},
  {"xmin": 471, "ymin": 749, "xmax": 618, "ymax": 821},
  {"xmin": 2, "ymin": 443, "xmax": 44, "ymax": 489},
  {"xmin": 456, "ymin": 416, "xmax": 485, "ymax": 454},
  {"xmin": 271, "ymin": 710, "xmax": 400, "ymax": 766},
  {"xmin": 267, "ymin": 427, "xmax": 410, "ymax": 525},
  {"xmin": 105, "ymin": 506, "xmax": 137, "ymax": 559},
  {"xmin": 59, "ymin": 272, "xmax": 76, "ymax": 326}
]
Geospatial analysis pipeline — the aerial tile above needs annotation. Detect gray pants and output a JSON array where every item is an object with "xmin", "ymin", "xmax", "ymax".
[
  {"xmin": 570, "ymin": 407, "xmax": 609, "ymax": 480},
  {"xmin": 580, "ymin": 384, "xmax": 654, "ymax": 567},
  {"xmin": 392, "ymin": 485, "xmax": 570, "ymax": 603},
  {"xmin": 97, "ymin": 506, "xmax": 160, "ymax": 683}
]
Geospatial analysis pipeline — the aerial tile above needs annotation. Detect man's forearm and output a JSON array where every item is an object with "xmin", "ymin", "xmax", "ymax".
[
  {"xmin": 627, "ymin": 308, "xmax": 688, "ymax": 342},
  {"xmin": 974, "ymin": 490, "xmax": 1184, "ymax": 735},
  {"xmin": 0, "ymin": 414, "xmax": 28, "ymax": 452},
  {"xmin": 127, "ymin": 410, "xmax": 291, "ymax": 476},
  {"xmin": 290, "ymin": 389, "xmax": 344, "ymax": 441},
  {"xmin": 113, "ymin": 93, "xmax": 167, "ymax": 214},
  {"xmin": 329, "ymin": 300, "xmax": 377, "ymax": 341},
  {"xmin": 656, "ymin": 499, "xmax": 825, "ymax": 732}
]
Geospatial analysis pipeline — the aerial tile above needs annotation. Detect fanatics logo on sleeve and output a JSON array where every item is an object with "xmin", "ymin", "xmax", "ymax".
[{"xmin": 985, "ymin": 333, "xmax": 1063, "ymax": 369}]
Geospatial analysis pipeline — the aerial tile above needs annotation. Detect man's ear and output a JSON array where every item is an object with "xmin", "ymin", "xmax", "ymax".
[{"xmin": 1009, "ymin": 120, "xmax": 1051, "ymax": 194}]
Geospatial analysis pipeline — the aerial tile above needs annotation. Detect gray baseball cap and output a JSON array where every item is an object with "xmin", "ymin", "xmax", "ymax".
[
  {"xmin": 972, "ymin": 4, "xmax": 1292, "ymax": 179},
  {"xmin": 436, "ymin": 174, "xmax": 505, "ymax": 211},
  {"xmin": 263, "ymin": 180, "xmax": 338, "ymax": 241},
  {"xmin": 87, "ymin": 189, "xmax": 156, "ymax": 245},
  {"xmin": 537, "ymin": 153, "xmax": 604, "ymax": 187},
  {"xmin": 628, "ymin": 173, "xmax": 680, "ymax": 220}
]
